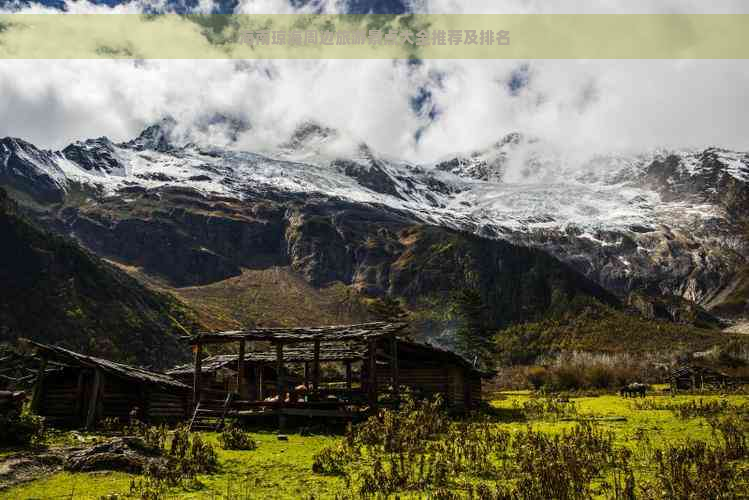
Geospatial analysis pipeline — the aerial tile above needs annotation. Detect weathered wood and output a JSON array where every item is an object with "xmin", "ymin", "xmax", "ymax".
[
  {"xmin": 191, "ymin": 322, "xmax": 407, "ymax": 345},
  {"xmin": 304, "ymin": 362, "xmax": 310, "ymax": 389},
  {"xmin": 276, "ymin": 343, "xmax": 285, "ymax": 431},
  {"xmin": 75, "ymin": 370, "xmax": 86, "ymax": 420},
  {"xmin": 237, "ymin": 340, "xmax": 245, "ymax": 397},
  {"xmin": 193, "ymin": 342, "xmax": 203, "ymax": 406},
  {"xmin": 85, "ymin": 369, "xmax": 102, "ymax": 429},
  {"xmin": 256, "ymin": 366, "xmax": 264, "ymax": 400},
  {"xmin": 346, "ymin": 362, "xmax": 352, "ymax": 391},
  {"xmin": 313, "ymin": 339, "xmax": 321, "ymax": 392},
  {"xmin": 368, "ymin": 339, "xmax": 377, "ymax": 411},
  {"xmin": 29, "ymin": 357, "xmax": 47, "ymax": 413}
]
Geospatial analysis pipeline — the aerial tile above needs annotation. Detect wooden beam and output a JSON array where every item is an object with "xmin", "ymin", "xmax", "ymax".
[
  {"xmin": 391, "ymin": 337, "xmax": 399, "ymax": 403},
  {"xmin": 85, "ymin": 369, "xmax": 102, "ymax": 430},
  {"xmin": 75, "ymin": 369, "xmax": 86, "ymax": 421},
  {"xmin": 30, "ymin": 357, "xmax": 47, "ymax": 414},
  {"xmin": 313, "ymin": 339, "xmax": 321, "ymax": 392},
  {"xmin": 304, "ymin": 362, "xmax": 310, "ymax": 389},
  {"xmin": 346, "ymin": 362, "xmax": 352, "ymax": 391},
  {"xmin": 237, "ymin": 340, "xmax": 245, "ymax": 397},
  {"xmin": 368, "ymin": 339, "xmax": 377, "ymax": 412},
  {"xmin": 257, "ymin": 365, "xmax": 264, "ymax": 400},
  {"xmin": 193, "ymin": 342, "xmax": 203, "ymax": 406},
  {"xmin": 276, "ymin": 343, "xmax": 285, "ymax": 431}
]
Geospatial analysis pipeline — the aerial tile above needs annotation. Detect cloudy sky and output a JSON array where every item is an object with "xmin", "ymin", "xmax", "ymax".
[{"xmin": 1, "ymin": 0, "xmax": 748, "ymax": 163}]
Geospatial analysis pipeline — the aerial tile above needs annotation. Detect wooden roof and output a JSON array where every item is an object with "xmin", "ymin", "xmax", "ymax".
[
  {"xmin": 21, "ymin": 339, "xmax": 189, "ymax": 391},
  {"xmin": 189, "ymin": 322, "xmax": 407, "ymax": 345},
  {"xmin": 167, "ymin": 342, "xmax": 367, "ymax": 375}
]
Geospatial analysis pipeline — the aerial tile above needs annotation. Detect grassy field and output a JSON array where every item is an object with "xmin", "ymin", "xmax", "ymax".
[{"xmin": 5, "ymin": 390, "xmax": 749, "ymax": 499}]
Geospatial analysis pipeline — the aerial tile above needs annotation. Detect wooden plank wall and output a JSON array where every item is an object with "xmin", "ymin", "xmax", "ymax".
[
  {"xmin": 39, "ymin": 369, "xmax": 79, "ymax": 423},
  {"xmin": 146, "ymin": 390, "xmax": 187, "ymax": 421},
  {"xmin": 100, "ymin": 375, "xmax": 141, "ymax": 420}
]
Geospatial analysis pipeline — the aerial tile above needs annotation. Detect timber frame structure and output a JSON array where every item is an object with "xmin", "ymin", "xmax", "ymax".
[
  {"xmin": 187, "ymin": 322, "xmax": 491, "ymax": 428},
  {"xmin": 22, "ymin": 339, "xmax": 190, "ymax": 428}
]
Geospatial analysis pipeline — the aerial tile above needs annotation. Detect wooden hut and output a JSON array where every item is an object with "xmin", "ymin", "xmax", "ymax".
[
  {"xmin": 22, "ymin": 340, "xmax": 190, "ymax": 428},
  {"xmin": 670, "ymin": 364, "xmax": 733, "ymax": 391},
  {"xmin": 167, "ymin": 342, "xmax": 363, "ymax": 401},
  {"xmin": 186, "ymin": 322, "xmax": 493, "ymax": 429}
]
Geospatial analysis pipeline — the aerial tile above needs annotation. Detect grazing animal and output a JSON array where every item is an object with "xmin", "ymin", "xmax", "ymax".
[{"xmin": 620, "ymin": 383, "xmax": 648, "ymax": 398}]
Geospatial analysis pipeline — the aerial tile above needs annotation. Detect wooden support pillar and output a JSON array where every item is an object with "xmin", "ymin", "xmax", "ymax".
[
  {"xmin": 368, "ymin": 339, "xmax": 378, "ymax": 412},
  {"xmin": 313, "ymin": 339, "xmax": 321, "ymax": 392},
  {"xmin": 29, "ymin": 358, "xmax": 47, "ymax": 414},
  {"xmin": 75, "ymin": 369, "xmax": 86, "ymax": 421},
  {"xmin": 30, "ymin": 357, "xmax": 47, "ymax": 414},
  {"xmin": 237, "ymin": 340, "xmax": 245, "ymax": 397},
  {"xmin": 304, "ymin": 362, "xmax": 310, "ymax": 389},
  {"xmin": 256, "ymin": 365, "xmax": 264, "ymax": 400},
  {"xmin": 391, "ymin": 337, "xmax": 399, "ymax": 403},
  {"xmin": 193, "ymin": 342, "xmax": 203, "ymax": 406},
  {"xmin": 85, "ymin": 369, "xmax": 102, "ymax": 430},
  {"xmin": 276, "ymin": 343, "xmax": 285, "ymax": 431},
  {"xmin": 346, "ymin": 362, "xmax": 352, "ymax": 391}
]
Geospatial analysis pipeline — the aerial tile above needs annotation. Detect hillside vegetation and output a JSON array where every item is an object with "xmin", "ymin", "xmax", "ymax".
[
  {"xmin": 495, "ymin": 296, "xmax": 743, "ymax": 365},
  {"xmin": 0, "ymin": 188, "xmax": 200, "ymax": 369}
]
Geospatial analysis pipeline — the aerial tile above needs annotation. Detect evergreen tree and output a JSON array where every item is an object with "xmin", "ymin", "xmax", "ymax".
[{"xmin": 367, "ymin": 296, "xmax": 408, "ymax": 323}]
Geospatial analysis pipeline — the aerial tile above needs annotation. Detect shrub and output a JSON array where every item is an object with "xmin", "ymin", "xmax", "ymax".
[
  {"xmin": 525, "ymin": 366, "xmax": 549, "ymax": 390},
  {"xmin": 311, "ymin": 443, "xmax": 349, "ymax": 475},
  {"xmin": 549, "ymin": 366, "xmax": 586, "ymax": 391},
  {"xmin": 586, "ymin": 364, "xmax": 615, "ymax": 389},
  {"xmin": 218, "ymin": 423, "xmax": 257, "ymax": 450},
  {"xmin": 0, "ymin": 410, "xmax": 45, "ymax": 446}
]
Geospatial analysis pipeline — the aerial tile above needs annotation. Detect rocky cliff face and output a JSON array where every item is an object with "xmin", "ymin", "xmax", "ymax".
[
  {"xmin": 34, "ymin": 184, "xmax": 615, "ymax": 333},
  {"xmin": 2, "ymin": 123, "xmax": 747, "ymax": 323}
]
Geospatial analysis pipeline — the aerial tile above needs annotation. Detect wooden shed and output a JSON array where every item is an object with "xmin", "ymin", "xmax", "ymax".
[
  {"xmin": 167, "ymin": 342, "xmax": 362, "ymax": 401},
  {"xmin": 670, "ymin": 364, "xmax": 734, "ymax": 391},
  {"xmin": 186, "ymin": 322, "xmax": 493, "ymax": 429},
  {"xmin": 22, "ymin": 340, "xmax": 190, "ymax": 428}
]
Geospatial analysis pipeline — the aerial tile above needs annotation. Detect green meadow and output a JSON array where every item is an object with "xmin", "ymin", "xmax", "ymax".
[{"xmin": 6, "ymin": 390, "xmax": 749, "ymax": 499}]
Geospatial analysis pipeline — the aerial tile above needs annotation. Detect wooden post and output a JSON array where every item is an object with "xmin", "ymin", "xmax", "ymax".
[
  {"xmin": 346, "ymin": 362, "xmax": 352, "ymax": 391},
  {"xmin": 85, "ymin": 369, "xmax": 102, "ymax": 430},
  {"xmin": 368, "ymin": 339, "xmax": 378, "ymax": 412},
  {"xmin": 30, "ymin": 357, "xmax": 47, "ymax": 414},
  {"xmin": 391, "ymin": 337, "xmax": 399, "ymax": 404},
  {"xmin": 256, "ymin": 366, "xmax": 264, "ymax": 400},
  {"xmin": 237, "ymin": 340, "xmax": 245, "ymax": 398},
  {"xmin": 75, "ymin": 369, "xmax": 86, "ymax": 421},
  {"xmin": 276, "ymin": 343, "xmax": 285, "ymax": 431},
  {"xmin": 313, "ymin": 339, "xmax": 321, "ymax": 392},
  {"xmin": 193, "ymin": 343, "xmax": 203, "ymax": 406},
  {"xmin": 304, "ymin": 362, "xmax": 310, "ymax": 389}
]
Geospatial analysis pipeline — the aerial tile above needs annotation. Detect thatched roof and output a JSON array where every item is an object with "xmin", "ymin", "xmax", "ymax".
[
  {"xmin": 21, "ymin": 339, "xmax": 188, "ymax": 391},
  {"xmin": 189, "ymin": 322, "xmax": 406, "ymax": 345}
]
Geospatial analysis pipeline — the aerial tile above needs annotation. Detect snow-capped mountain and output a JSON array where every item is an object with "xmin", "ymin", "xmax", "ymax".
[{"xmin": 2, "ymin": 121, "xmax": 748, "ymax": 315}]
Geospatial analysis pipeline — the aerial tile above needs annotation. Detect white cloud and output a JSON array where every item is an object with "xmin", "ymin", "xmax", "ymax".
[{"xmin": 0, "ymin": 0, "xmax": 748, "ymax": 165}]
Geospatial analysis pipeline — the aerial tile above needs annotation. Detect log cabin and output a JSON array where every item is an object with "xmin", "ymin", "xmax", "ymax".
[
  {"xmin": 186, "ymin": 322, "xmax": 493, "ymax": 429},
  {"xmin": 21, "ymin": 339, "xmax": 190, "ymax": 428}
]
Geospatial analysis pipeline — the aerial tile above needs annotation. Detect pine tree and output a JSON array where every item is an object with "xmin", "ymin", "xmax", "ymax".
[{"xmin": 367, "ymin": 296, "xmax": 408, "ymax": 323}]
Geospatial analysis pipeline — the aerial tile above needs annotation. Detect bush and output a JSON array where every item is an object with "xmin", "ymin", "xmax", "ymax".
[
  {"xmin": 0, "ymin": 410, "xmax": 45, "ymax": 446},
  {"xmin": 525, "ymin": 366, "xmax": 549, "ymax": 390},
  {"xmin": 549, "ymin": 366, "xmax": 586, "ymax": 391},
  {"xmin": 218, "ymin": 423, "xmax": 257, "ymax": 450}
]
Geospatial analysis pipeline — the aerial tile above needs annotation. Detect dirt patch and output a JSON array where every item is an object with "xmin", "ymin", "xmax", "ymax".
[
  {"xmin": 0, "ymin": 436, "xmax": 165, "ymax": 491},
  {"xmin": 0, "ymin": 450, "xmax": 66, "ymax": 490}
]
